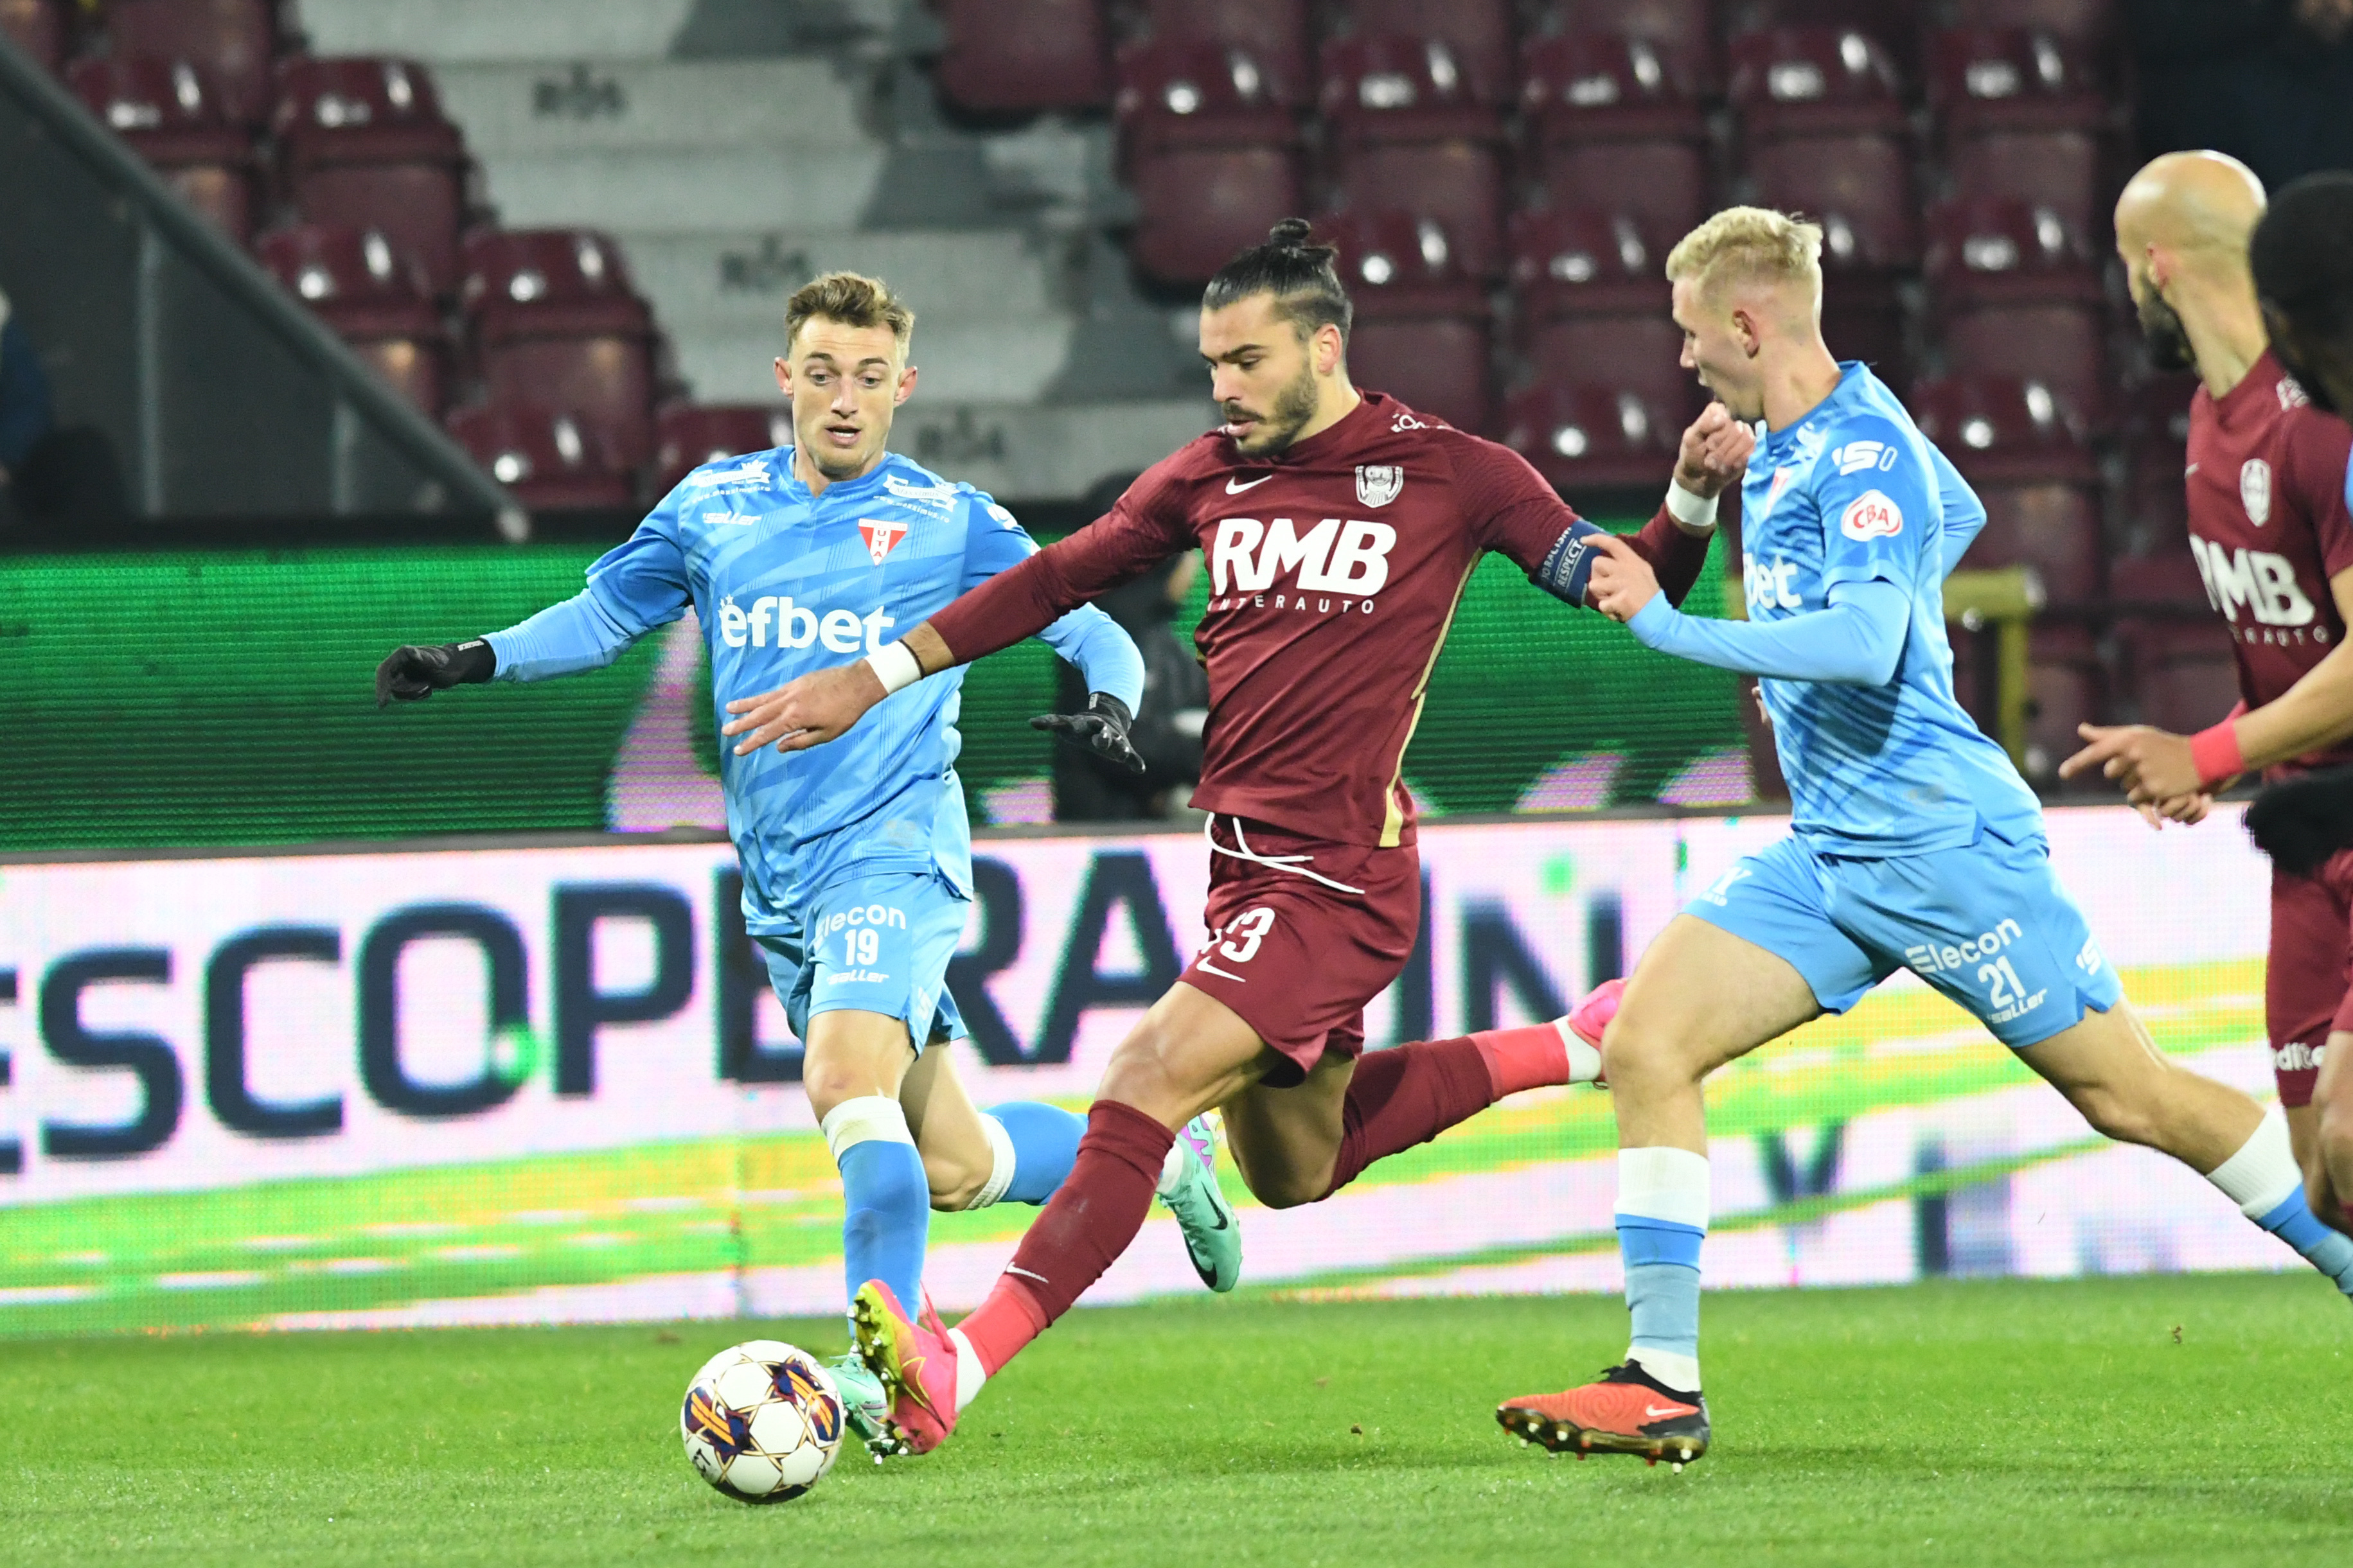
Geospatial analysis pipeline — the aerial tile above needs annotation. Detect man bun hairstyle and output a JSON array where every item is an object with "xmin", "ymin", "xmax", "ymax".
[
  {"xmin": 1202, "ymin": 218, "xmax": 1353, "ymax": 344},
  {"xmin": 1665, "ymin": 206, "xmax": 1825, "ymax": 301},
  {"xmin": 785, "ymin": 270, "xmax": 916, "ymax": 352},
  {"xmin": 2252, "ymin": 171, "xmax": 2353, "ymax": 344}
]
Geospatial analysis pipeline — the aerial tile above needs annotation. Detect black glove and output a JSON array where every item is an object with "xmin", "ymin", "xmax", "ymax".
[
  {"xmin": 375, "ymin": 639, "xmax": 497, "ymax": 707},
  {"xmin": 2246, "ymin": 766, "xmax": 2353, "ymax": 877},
  {"xmin": 1030, "ymin": 692, "xmax": 1146, "ymax": 774}
]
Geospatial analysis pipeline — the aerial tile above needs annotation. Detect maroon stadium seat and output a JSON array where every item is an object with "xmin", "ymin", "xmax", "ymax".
[
  {"xmin": 1910, "ymin": 373, "xmax": 2094, "ymax": 484},
  {"xmin": 1539, "ymin": 139, "xmax": 1711, "ymax": 243},
  {"xmin": 1338, "ymin": 0, "xmax": 1516, "ymax": 106},
  {"xmin": 1543, "ymin": 0, "xmax": 1721, "ymax": 92},
  {"xmin": 258, "ymin": 223, "xmax": 450, "ymax": 416},
  {"xmin": 274, "ymin": 57, "xmax": 468, "ymax": 295},
  {"xmin": 1926, "ymin": 195, "xmax": 2107, "ymax": 417},
  {"xmin": 934, "ymin": 0, "xmax": 1110, "ymax": 113},
  {"xmin": 1322, "ymin": 35, "xmax": 1508, "ymax": 278},
  {"xmin": 1509, "ymin": 207, "xmax": 1672, "ymax": 320},
  {"xmin": 1926, "ymin": 26, "xmax": 2107, "ymax": 137},
  {"xmin": 655, "ymin": 405, "xmax": 789, "ymax": 495},
  {"xmin": 1968, "ymin": 484, "xmax": 2104, "ymax": 605},
  {"xmin": 0, "ymin": 0, "xmax": 64, "ymax": 72},
  {"xmin": 2116, "ymin": 372, "xmax": 2199, "ymax": 552},
  {"xmin": 1140, "ymin": 0, "xmax": 1312, "ymax": 105},
  {"xmin": 2024, "ymin": 622, "xmax": 2104, "ymax": 784},
  {"xmin": 1316, "ymin": 211, "xmax": 1494, "ymax": 433},
  {"xmin": 105, "ymin": 0, "xmax": 276, "ymax": 126},
  {"xmin": 463, "ymin": 229, "xmax": 657, "ymax": 470},
  {"xmin": 1115, "ymin": 39, "xmax": 1304, "ymax": 286},
  {"xmin": 1502, "ymin": 381, "xmax": 1681, "ymax": 491},
  {"xmin": 1948, "ymin": 129, "xmax": 2103, "ymax": 238},
  {"xmin": 448, "ymin": 403, "xmax": 635, "ymax": 513},
  {"xmin": 70, "ymin": 57, "xmax": 258, "ymax": 243},
  {"xmin": 2117, "ymin": 619, "xmax": 2239, "ymax": 734},
  {"xmin": 1727, "ymin": 26, "xmax": 1908, "ymax": 139},
  {"xmin": 1941, "ymin": 306, "xmax": 2107, "ymax": 424},
  {"xmin": 1746, "ymin": 136, "xmax": 1920, "ymax": 270},
  {"xmin": 1520, "ymin": 31, "xmax": 1707, "ymax": 146},
  {"xmin": 1949, "ymin": 0, "xmax": 2113, "ymax": 45},
  {"xmin": 2108, "ymin": 545, "xmax": 2207, "ymax": 607},
  {"xmin": 1529, "ymin": 315, "xmax": 1693, "ymax": 422}
]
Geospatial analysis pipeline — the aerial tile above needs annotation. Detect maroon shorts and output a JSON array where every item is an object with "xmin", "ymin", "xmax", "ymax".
[
  {"xmin": 2269, "ymin": 848, "xmax": 2353, "ymax": 1107},
  {"xmin": 1178, "ymin": 816, "xmax": 1421, "ymax": 1086}
]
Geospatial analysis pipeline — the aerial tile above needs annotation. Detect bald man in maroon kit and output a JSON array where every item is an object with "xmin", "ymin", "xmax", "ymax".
[{"xmin": 725, "ymin": 220, "xmax": 1752, "ymax": 1454}]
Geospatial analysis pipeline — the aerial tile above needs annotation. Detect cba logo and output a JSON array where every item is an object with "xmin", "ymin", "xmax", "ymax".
[
  {"xmin": 1210, "ymin": 517, "xmax": 1397, "ymax": 595},
  {"xmin": 1838, "ymin": 489, "xmax": 1903, "ymax": 542}
]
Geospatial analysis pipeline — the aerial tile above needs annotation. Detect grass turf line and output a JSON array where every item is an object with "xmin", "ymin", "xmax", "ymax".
[{"xmin": 3, "ymin": 1274, "xmax": 2347, "ymax": 1567}]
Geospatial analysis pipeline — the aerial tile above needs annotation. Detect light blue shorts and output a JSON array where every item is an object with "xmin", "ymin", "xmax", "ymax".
[
  {"xmin": 1684, "ymin": 828, "xmax": 2124, "ymax": 1050},
  {"xmin": 754, "ymin": 869, "xmax": 971, "ymax": 1052}
]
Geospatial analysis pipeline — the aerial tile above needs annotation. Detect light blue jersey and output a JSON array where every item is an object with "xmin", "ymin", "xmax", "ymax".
[
  {"xmin": 486, "ymin": 448, "xmax": 1144, "ymax": 937},
  {"xmin": 1732, "ymin": 362, "xmax": 2041, "ymax": 857}
]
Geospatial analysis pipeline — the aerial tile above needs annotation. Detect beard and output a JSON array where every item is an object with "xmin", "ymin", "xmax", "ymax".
[
  {"xmin": 1227, "ymin": 358, "xmax": 1322, "ymax": 455},
  {"xmin": 2136, "ymin": 285, "xmax": 2198, "ymax": 373}
]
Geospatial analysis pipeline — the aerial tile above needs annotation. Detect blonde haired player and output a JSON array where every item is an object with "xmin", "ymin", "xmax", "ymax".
[{"xmin": 1495, "ymin": 206, "xmax": 2353, "ymax": 1468}]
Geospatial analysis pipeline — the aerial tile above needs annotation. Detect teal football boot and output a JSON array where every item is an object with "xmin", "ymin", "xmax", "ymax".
[
  {"xmin": 828, "ymin": 1348, "xmax": 900, "ymax": 1458},
  {"xmin": 1160, "ymin": 1114, "xmax": 1241, "ymax": 1292}
]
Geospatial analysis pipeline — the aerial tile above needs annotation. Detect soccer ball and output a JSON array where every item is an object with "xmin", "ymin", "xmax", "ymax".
[{"xmin": 680, "ymin": 1340, "xmax": 847, "ymax": 1504}]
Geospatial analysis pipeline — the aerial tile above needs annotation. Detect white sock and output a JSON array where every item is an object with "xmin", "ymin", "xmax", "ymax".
[
  {"xmin": 961, "ymin": 1113, "xmax": 1017, "ymax": 1211},
  {"xmin": 1157, "ymin": 1136, "xmax": 1189, "ymax": 1198},
  {"xmin": 2204, "ymin": 1107, "xmax": 2305, "ymax": 1218},
  {"xmin": 948, "ymin": 1326, "xmax": 988, "ymax": 1412},
  {"xmin": 1554, "ymin": 1018, "xmax": 1604, "ymax": 1084}
]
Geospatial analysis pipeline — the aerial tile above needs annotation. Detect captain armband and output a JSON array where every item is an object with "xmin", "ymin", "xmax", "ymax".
[{"xmin": 1533, "ymin": 520, "xmax": 1612, "ymax": 606}]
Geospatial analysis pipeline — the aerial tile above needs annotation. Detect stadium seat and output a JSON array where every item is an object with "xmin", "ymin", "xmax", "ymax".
[
  {"xmin": 462, "ymin": 229, "xmax": 657, "ymax": 470},
  {"xmin": 1948, "ymin": 0, "xmax": 2113, "ymax": 46},
  {"xmin": 1509, "ymin": 207, "xmax": 1671, "ymax": 321},
  {"xmin": 2023, "ymin": 622, "xmax": 2104, "ymax": 784},
  {"xmin": 0, "ymin": 0, "xmax": 64, "ymax": 73},
  {"xmin": 934, "ymin": 0, "xmax": 1110, "ymax": 114},
  {"xmin": 1520, "ymin": 31, "xmax": 1707, "ymax": 146},
  {"xmin": 1139, "ymin": 0, "xmax": 1312, "ymax": 104},
  {"xmin": 447, "ymin": 403, "xmax": 635, "ymax": 513},
  {"xmin": 1967, "ymin": 483, "xmax": 2104, "ymax": 606},
  {"xmin": 1542, "ymin": 0, "xmax": 1721, "ymax": 92},
  {"xmin": 1727, "ymin": 26, "xmax": 1908, "ymax": 140},
  {"xmin": 1538, "ymin": 139, "xmax": 1711, "ymax": 243},
  {"xmin": 1528, "ymin": 316, "xmax": 1692, "ymax": 421},
  {"xmin": 1317, "ymin": 210, "xmax": 1493, "ymax": 432},
  {"xmin": 2108, "ymin": 545, "xmax": 2207, "ymax": 607},
  {"xmin": 1322, "ymin": 35, "xmax": 1508, "ymax": 278},
  {"xmin": 105, "ymin": 0, "xmax": 276, "ymax": 126},
  {"xmin": 2116, "ymin": 372, "xmax": 2199, "ymax": 552},
  {"xmin": 257, "ymin": 223, "xmax": 449, "ymax": 416},
  {"xmin": 1501, "ymin": 381, "xmax": 1680, "ymax": 491},
  {"xmin": 655, "ymin": 405, "xmax": 789, "ymax": 495},
  {"xmin": 1925, "ymin": 195, "xmax": 2107, "ymax": 418},
  {"xmin": 1926, "ymin": 26, "xmax": 2107, "ymax": 137},
  {"xmin": 69, "ymin": 57, "xmax": 258, "ymax": 243},
  {"xmin": 1909, "ymin": 373, "xmax": 2094, "ymax": 486},
  {"xmin": 1947, "ymin": 128, "xmax": 2104, "ymax": 238},
  {"xmin": 1115, "ymin": 39, "xmax": 1303, "ymax": 286},
  {"xmin": 1745, "ymin": 135, "xmax": 1920, "ymax": 270},
  {"xmin": 1338, "ymin": 0, "xmax": 1517, "ymax": 107},
  {"xmin": 274, "ymin": 57, "xmax": 469, "ymax": 296}
]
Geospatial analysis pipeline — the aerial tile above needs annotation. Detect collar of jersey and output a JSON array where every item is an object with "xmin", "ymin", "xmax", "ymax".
[
  {"xmin": 777, "ymin": 447, "xmax": 900, "ymax": 505},
  {"xmin": 1759, "ymin": 360, "xmax": 1868, "ymax": 461},
  {"xmin": 2211, "ymin": 348, "xmax": 2284, "ymax": 430}
]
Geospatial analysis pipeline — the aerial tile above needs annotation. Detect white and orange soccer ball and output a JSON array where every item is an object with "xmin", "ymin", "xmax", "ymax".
[{"xmin": 680, "ymin": 1341, "xmax": 847, "ymax": 1504}]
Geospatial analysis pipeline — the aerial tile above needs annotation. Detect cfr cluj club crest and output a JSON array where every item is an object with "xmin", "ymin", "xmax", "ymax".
[{"xmin": 1355, "ymin": 464, "xmax": 1403, "ymax": 507}]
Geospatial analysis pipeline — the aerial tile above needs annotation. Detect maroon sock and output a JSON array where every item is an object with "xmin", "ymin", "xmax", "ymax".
[
  {"xmin": 1319, "ymin": 1036, "xmax": 1496, "ymax": 1199},
  {"xmin": 957, "ymin": 1098, "xmax": 1172, "ymax": 1373}
]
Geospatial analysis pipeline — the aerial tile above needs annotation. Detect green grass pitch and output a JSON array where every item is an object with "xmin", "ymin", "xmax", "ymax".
[{"xmin": 4, "ymin": 1274, "xmax": 2349, "ymax": 1567}]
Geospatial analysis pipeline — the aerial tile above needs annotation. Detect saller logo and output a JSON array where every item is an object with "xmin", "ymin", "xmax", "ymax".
[
  {"xmin": 1210, "ymin": 517, "xmax": 1396, "ymax": 595},
  {"xmin": 1840, "ymin": 489, "xmax": 1903, "ymax": 541}
]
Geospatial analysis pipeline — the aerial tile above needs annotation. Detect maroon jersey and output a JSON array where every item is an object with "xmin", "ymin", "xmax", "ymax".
[
  {"xmin": 2185, "ymin": 351, "xmax": 2353, "ymax": 775},
  {"xmin": 928, "ymin": 392, "xmax": 1715, "ymax": 847}
]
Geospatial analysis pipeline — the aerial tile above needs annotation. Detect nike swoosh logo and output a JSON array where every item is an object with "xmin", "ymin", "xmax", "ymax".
[
  {"xmin": 1006, "ymin": 1265, "xmax": 1049, "ymax": 1283},
  {"xmin": 1644, "ymin": 1404, "xmax": 1689, "ymax": 1419},
  {"xmin": 2185, "ymin": 463, "xmax": 2199, "ymax": 475},
  {"xmin": 1225, "ymin": 475, "xmax": 1272, "ymax": 493}
]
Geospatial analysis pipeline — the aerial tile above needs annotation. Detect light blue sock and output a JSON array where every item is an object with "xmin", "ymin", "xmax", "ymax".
[
  {"xmin": 1617, "ymin": 1146, "xmax": 1710, "ymax": 1393},
  {"xmin": 985, "ymin": 1101, "xmax": 1085, "ymax": 1205},
  {"xmin": 2257, "ymin": 1190, "xmax": 2353, "ymax": 1294},
  {"xmin": 825, "ymin": 1097, "xmax": 929, "ymax": 1312}
]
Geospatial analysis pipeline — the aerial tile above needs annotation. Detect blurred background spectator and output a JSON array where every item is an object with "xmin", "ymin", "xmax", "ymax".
[{"xmin": 0, "ymin": 282, "xmax": 55, "ymax": 528}]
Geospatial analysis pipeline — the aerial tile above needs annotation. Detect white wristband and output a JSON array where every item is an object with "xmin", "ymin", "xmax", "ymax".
[
  {"xmin": 1665, "ymin": 479, "xmax": 1719, "ymax": 530},
  {"xmin": 866, "ymin": 640, "xmax": 923, "ymax": 696}
]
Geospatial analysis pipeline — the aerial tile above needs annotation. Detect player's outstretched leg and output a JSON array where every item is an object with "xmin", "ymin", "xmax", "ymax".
[
  {"xmin": 1498, "ymin": 917, "xmax": 1821, "ymax": 1467},
  {"xmin": 856, "ymin": 983, "xmax": 1270, "ymax": 1453},
  {"xmin": 2020, "ymin": 1002, "xmax": 2353, "ymax": 1299}
]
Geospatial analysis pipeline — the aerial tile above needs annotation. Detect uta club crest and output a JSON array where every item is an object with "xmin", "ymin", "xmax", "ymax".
[
  {"xmin": 857, "ymin": 516, "xmax": 909, "ymax": 565},
  {"xmin": 1355, "ymin": 464, "xmax": 1403, "ymax": 507}
]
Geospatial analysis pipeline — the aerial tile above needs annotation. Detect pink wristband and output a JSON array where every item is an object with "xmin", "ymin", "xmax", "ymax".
[{"xmin": 2188, "ymin": 721, "xmax": 2244, "ymax": 788}]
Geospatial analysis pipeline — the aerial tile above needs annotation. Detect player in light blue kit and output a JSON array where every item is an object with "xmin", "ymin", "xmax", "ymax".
[
  {"xmin": 1495, "ymin": 209, "xmax": 2353, "ymax": 1468},
  {"xmin": 373, "ymin": 272, "xmax": 1239, "ymax": 1452}
]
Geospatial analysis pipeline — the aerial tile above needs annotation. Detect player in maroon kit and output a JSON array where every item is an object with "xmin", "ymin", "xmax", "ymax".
[
  {"xmin": 720, "ymin": 220, "xmax": 1750, "ymax": 1452},
  {"xmin": 2062, "ymin": 152, "xmax": 2353, "ymax": 1197}
]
